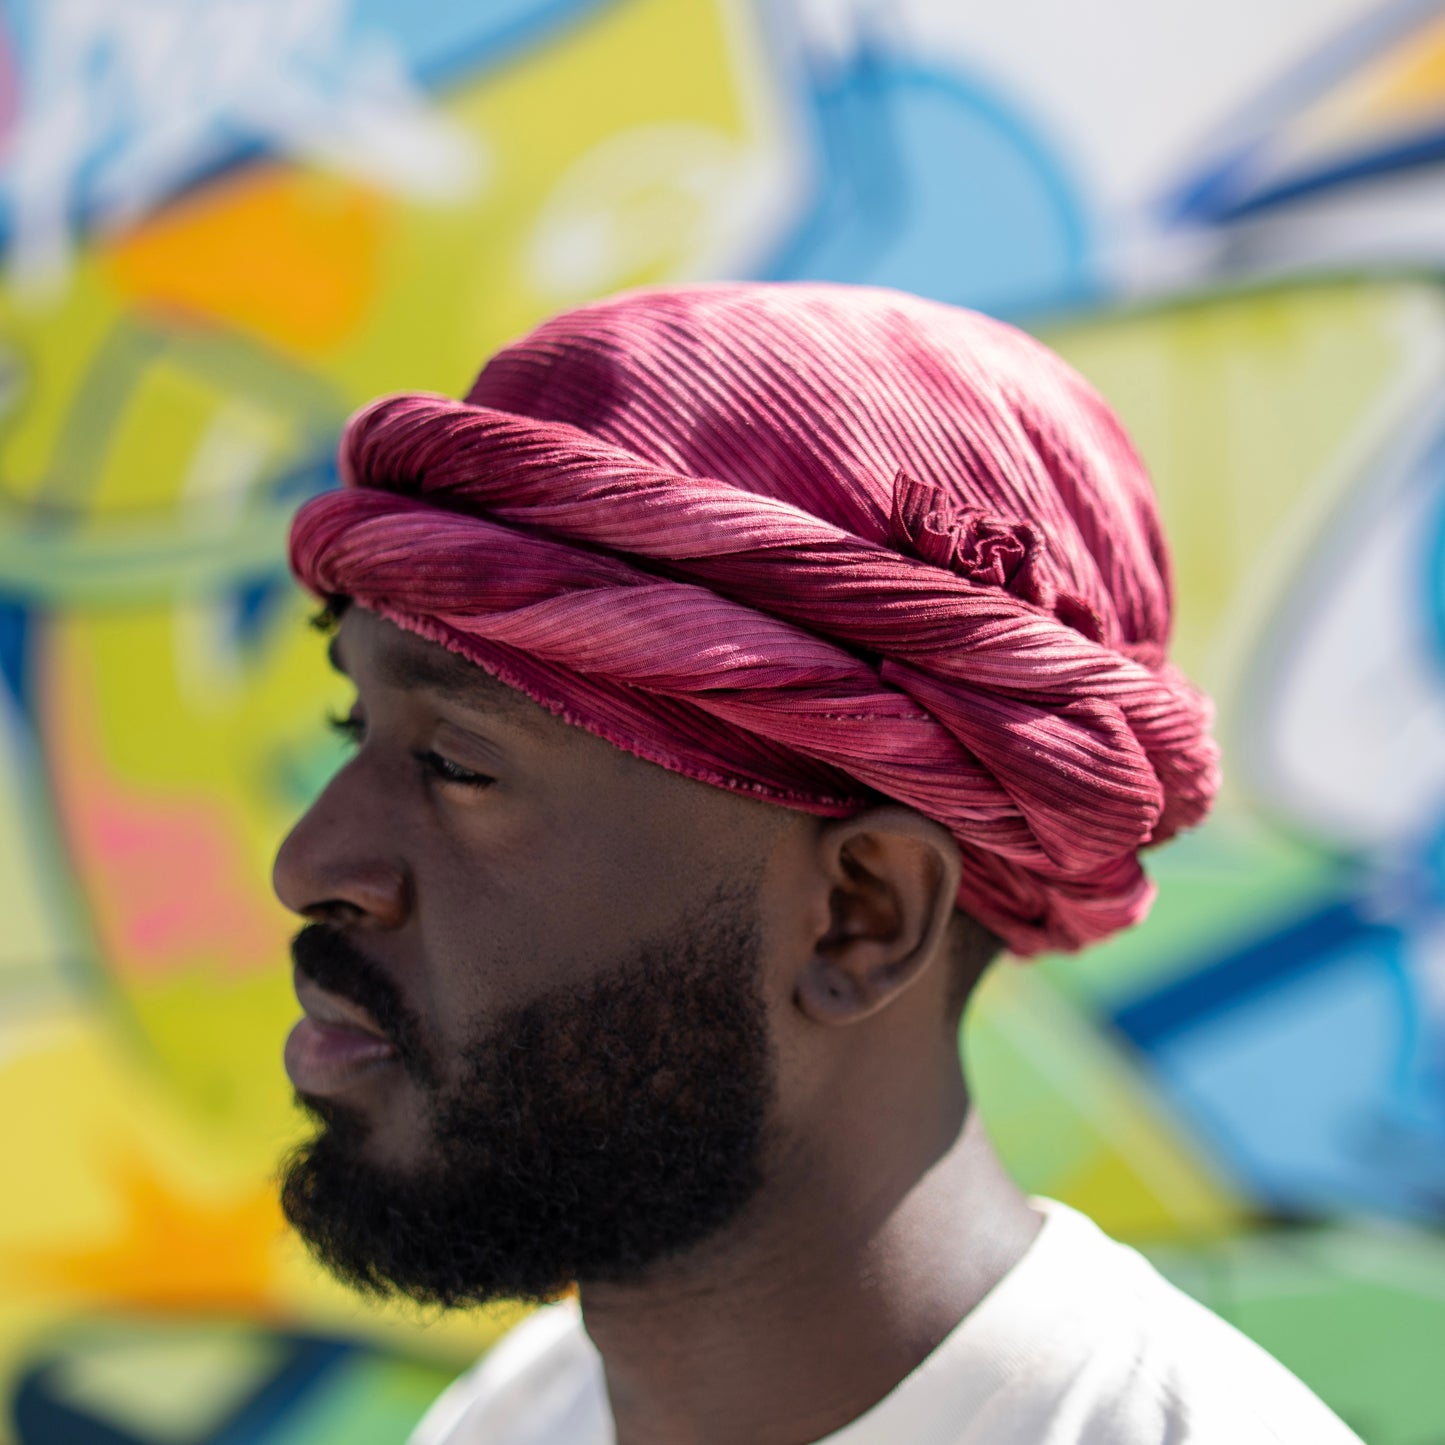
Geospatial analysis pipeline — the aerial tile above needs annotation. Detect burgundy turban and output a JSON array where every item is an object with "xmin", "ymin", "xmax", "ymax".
[{"xmin": 289, "ymin": 283, "xmax": 1219, "ymax": 956}]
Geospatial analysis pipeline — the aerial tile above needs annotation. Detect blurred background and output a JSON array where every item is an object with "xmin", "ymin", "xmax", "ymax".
[{"xmin": 2, "ymin": 0, "xmax": 1444, "ymax": 1440}]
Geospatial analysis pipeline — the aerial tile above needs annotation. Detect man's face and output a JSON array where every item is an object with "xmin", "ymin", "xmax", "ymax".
[{"xmin": 272, "ymin": 606, "xmax": 793, "ymax": 1305}]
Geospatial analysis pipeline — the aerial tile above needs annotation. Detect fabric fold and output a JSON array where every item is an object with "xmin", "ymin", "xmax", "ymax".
[{"xmin": 291, "ymin": 282, "xmax": 1220, "ymax": 954}]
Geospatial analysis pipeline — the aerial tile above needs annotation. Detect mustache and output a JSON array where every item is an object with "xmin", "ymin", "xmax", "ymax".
[{"xmin": 291, "ymin": 924, "xmax": 435, "ymax": 1087}]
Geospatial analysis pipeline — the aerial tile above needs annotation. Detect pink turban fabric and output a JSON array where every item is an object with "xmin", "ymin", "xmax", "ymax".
[{"xmin": 289, "ymin": 283, "xmax": 1219, "ymax": 956}]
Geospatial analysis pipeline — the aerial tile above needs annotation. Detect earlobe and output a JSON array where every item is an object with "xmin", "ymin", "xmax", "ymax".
[
  {"xmin": 801, "ymin": 964, "xmax": 871, "ymax": 1024},
  {"xmin": 795, "ymin": 807, "xmax": 962, "ymax": 1027}
]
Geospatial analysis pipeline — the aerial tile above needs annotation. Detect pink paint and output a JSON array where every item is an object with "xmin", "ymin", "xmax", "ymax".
[
  {"xmin": 0, "ymin": 21, "xmax": 16, "ymax": 163},
  {"xmin": 83, "ymin": 785, "xmax": 279, "ymax": 973},
  {"xmin": 43, "ymin": 674, "xmax": 282, "ymax": 980}
]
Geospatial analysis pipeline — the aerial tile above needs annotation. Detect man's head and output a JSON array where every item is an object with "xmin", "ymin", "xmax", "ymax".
[
  {"xmin": 275, "ymin": 605, "xmax": 984, "ymax": 1304},
  {"xmin": 274, "ymin": 282, "xmax": 1217, "ymax": 1305}
]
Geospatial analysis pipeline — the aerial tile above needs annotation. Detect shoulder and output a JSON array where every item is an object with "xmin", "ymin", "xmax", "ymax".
[
  {"xmin": 974, "ymin": 1199, "xmax": 1365, "ymax": 1444},
  {"xmin": 407, "ymin": 1301, "xmax": 610, "ymax": 1445}
]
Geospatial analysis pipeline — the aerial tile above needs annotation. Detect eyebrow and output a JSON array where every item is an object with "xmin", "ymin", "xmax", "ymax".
[{"xmin": 328, "ymin": 633, "xmax": 560, "ymax": 741}]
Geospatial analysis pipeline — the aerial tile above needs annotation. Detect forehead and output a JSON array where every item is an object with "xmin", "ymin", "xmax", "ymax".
[{"xmin": 331, "ymin": 606, "xmax": 567, "ymax": 742}]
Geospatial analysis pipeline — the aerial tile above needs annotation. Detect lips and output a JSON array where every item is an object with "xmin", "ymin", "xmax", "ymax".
[{"xmin": 285, "ymin": 974, "xmax": 400, "ymax": 1098}]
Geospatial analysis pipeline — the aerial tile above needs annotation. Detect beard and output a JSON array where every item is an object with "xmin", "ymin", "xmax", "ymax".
[{"xmin": 279, "ymin": 887, "xmax": 775, "ymax": 1308}]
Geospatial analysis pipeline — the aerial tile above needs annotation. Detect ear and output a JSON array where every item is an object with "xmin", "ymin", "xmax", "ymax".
[{"xmin": 797, "ymin": 806, "xmax": 962, "ymax": 1026}]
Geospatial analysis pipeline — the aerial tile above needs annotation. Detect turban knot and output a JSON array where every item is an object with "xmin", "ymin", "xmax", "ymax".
[{"xmin": 290, "ymin": 283, "xmax": 1220, "ymax": 956}]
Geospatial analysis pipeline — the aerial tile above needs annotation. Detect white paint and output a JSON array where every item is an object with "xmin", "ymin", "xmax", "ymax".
[
  {"xmin": 2, "ymin": 0, "xmax": 484, "ymax": 296},
  {"xmin": 787, "ymin": 0, "xmax": 1381, "ymax": 239},
  {"xmin": 1248, "ymin": 396, "xmax": 1445, "ymax": 848}
]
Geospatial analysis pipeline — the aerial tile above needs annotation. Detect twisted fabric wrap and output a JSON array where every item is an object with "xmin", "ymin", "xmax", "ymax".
[{"xmin": 290, "ymin": 283, "xmax": 1219, "ymax": 956}]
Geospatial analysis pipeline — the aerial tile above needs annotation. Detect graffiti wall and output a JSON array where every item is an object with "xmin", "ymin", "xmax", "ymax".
[{"xmin": 2, "ymin": 0, "xmax": 1442, "ymax": 1440}]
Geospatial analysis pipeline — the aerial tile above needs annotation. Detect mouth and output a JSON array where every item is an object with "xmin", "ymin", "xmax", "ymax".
[{"xmin": 285, "ymin": 974, "xmax": 401, "ymax": 1098}]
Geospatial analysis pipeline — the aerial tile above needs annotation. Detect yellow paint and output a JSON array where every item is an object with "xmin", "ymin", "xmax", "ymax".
[
  {"xmin": 326, "ymin": 0, "xmax": 790, "ymax": 399},
  {"xmin": 1, "ymin": 1, "xmax": 1429, "ymax": 1436},
  {"xmin": 0, "ymin": 259, "xmax": 127, "ymax": 509},
  {"xmin": 1302, "ymin": 12, "xmax": 1445, "ymax": 144},
  {"xmin": 1045, "ymin": 280, "xmax": 1445, "ymax": 714},
  {"xmin": 0, "ymin": 0, "xmax": 798, "ymax": 1425}
]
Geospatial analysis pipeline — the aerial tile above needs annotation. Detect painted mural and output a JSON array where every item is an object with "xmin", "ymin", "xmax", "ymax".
[{"xmin": 1, "ymin": 0, "xmax": 1442, "ymax": 1440}]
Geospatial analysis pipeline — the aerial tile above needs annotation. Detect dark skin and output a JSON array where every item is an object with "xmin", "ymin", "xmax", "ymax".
[{"xmin": 274, "ymin": 606, "xmax": 1041, "ymax": 1445}]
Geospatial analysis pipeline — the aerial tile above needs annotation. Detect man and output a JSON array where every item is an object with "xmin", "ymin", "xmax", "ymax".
[{"xmin": 273, "ymin": 283, "xmax": 1361, "ymax": 1443}]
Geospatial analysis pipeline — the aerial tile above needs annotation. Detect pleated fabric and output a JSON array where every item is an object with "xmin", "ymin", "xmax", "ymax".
[{"xmin": 290, "ymin": 283, "xmax": 1219, "ymax": 955}]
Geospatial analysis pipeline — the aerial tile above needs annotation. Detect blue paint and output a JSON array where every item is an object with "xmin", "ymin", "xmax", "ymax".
[
  {"xmin": 1113, "ymin": 900, "xmax": 1394, "ymax": 1048},
  {"xmin": 1115, "ymin": 851, "xmax": 1445, "ymax": 1220},
  {"xmin": 1149, "ymin": 937, "xmax": 1440, "ymax": 1217},
  {"xmin": 1421, "ymin": 430, "xmax": 1445, "ymax": 672},
  {"xmin": 12, "ymin": 1368, "xmax": 138, "ymax": 1445},
  {"xmin": 1172, "ymin": 131, "xmax": 1445, "ymax": 225},
  {"xmin": 1167, "ymin": 148, "xmax": 1266, "ymax": 228},
  {"xmin": 0, "ymin": 0, "xmax": 617, "ymax": 254},
  {"xmin": 764, "ymin": 48, "xmax": 1094, "ymax": 318},
  {"xmin": 0, "ymin": 593, "xmax": 31, "ymax": 716},
  {"xmin": 270, "ymin": 451, "xmax": 340, "ymax": 508},
  {"xmin": 1164, "ymin": 0, "xmax": 1445, "ymax": 225},
  {"xmin": 11, "ymin": 1331, "xmax": 354, "ymax": 1445},
  {"xmin": 209, "ymin": 1337, "xmax": 352, "ymax": 1445},
  {"xmin": 353, "ymin": 0, "xmax": 617, "ymax": 89},
  {"xmin": 229, "ymin": 573, "xmax": 292, "ymax": 658}
]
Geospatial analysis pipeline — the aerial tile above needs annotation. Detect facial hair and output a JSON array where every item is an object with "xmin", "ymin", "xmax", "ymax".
[{"xmin": 279, "ymin": 888, "xmax": 775, "ymax": 1308}]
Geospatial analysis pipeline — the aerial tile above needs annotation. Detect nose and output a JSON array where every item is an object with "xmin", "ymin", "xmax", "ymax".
[{"xmin": 272, "ymin": 769, "xmax": 410, "ymax": 930}]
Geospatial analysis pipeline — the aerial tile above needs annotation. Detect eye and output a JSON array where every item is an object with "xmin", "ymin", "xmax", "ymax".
[
  {"xmin": 327, "ymin": 709, "xmax": 365, "ymax": 748},
  {"xmin": 418, "ymin": 749, "xmax": 495, "ymax": 789}
]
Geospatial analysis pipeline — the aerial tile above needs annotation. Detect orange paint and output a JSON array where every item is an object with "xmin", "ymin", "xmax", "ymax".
[
  {"xmin": 104, "ymin": 166, "xmax": 386, "ymax": 357},
  {"xmin": 7, "ymin": 1149, "xmax": 283, "ymax": 1315},
  {"xmin": 1351, "ymin": 14, "xmax": 1445, "ymax": 116}
]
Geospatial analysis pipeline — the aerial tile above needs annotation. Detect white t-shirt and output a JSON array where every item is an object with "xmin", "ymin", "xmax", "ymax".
[{"xmin": 409, "ymin": 1198, "xmax": 1363, "ymax": 1445}]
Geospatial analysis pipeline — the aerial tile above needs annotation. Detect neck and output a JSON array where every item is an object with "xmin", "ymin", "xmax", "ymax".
[{"xmin": 579, "ymin": 1063, "xmax": 1040, "ymax": 1445}]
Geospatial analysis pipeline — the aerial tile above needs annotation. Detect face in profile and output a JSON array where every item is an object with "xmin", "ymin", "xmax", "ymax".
[{"xmin": 273, "ymin": 606, "xmax": 785, "ymax": 1305}]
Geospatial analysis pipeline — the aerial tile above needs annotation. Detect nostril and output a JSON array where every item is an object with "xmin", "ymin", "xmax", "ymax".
[
  {"xmin": 301, "ymin": 899, "xmax": 364, "ymax": 926},
  {"xmin": 273, "ymin": 821, "xmax": 410, "ymax": 928}
]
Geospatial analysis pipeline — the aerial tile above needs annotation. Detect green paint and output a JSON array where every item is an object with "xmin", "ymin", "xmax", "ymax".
[
  {"xmin": 48, "ymin": 1325, "xmax": 283, "ymax": 1442},
  {"xmin": 262, "ymin": 1352, "xmax": 459, "ymax": 1445}
]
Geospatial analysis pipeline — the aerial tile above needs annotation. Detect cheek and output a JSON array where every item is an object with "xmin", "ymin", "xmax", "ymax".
[
  {"xmin": 404, "ymin": 769, "xmax": 764, "ymax": 1024},
  {"xmin": 408, "ymin": 820, "xmax": 610, "ymax": 1029}
]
